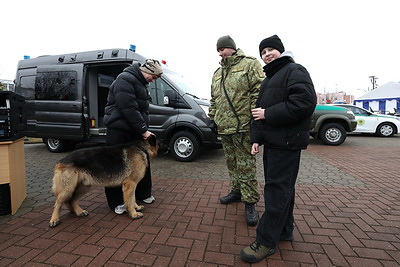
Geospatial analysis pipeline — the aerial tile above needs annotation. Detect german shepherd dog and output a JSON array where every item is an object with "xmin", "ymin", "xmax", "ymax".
[{"xmin": 49, "ymin": 135, "xmax": 163, "ymax": 228}]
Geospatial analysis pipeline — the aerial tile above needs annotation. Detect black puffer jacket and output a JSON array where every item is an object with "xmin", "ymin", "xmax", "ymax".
[
  {"xmin": 251, "ymin": 53, "xmax": 317, "ymax": 150},
  {"xmin": 103, "ymin": 63, "xmax": 150, "ymax": 134}
]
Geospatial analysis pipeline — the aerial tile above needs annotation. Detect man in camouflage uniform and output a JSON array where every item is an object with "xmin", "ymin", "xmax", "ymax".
[{"xmin": 209, "ymin": 35, "xmax": 265, "ymax": 226}]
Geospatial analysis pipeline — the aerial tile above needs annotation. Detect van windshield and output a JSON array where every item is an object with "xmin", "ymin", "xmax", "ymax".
[{"xmin": 163, "ymin": 69, "xmax": 200, "ymax": 99}]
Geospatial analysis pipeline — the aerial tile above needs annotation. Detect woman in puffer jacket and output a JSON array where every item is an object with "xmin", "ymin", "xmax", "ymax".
[
  {"xmin": 103, "ymin": 59, "xmax": 162, "ymax": 214},
  {"xmin": 241, "ymin": 35, "xmax": 317, "ymax": 263}
]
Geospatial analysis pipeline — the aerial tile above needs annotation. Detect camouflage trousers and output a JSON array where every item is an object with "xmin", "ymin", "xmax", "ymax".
[{"xmin": 221, "ymin": 132, "xmax": 259, "ymax": 204}]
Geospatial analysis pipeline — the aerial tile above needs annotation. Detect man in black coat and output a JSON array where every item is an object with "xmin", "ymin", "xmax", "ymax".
[
  {"xmin": 103, "ymin": 59, "xmax": 163, "ymax": 214},
  {"xmin": 241, "ymin": 35, "xmax": 317, "ymax": 263}
]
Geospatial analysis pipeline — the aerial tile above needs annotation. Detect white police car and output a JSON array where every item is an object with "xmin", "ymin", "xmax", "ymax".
[{"xmin": 334, "ymin": 104, "xmax": 400, "ymax": 137}]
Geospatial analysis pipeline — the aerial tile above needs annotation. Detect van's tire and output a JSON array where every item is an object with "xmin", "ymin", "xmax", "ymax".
[
  {"xmin": 318, "ymin": 123, "xmax": 346, "ymax": 146},
  {"xmin": 169, "ymin": 131, "xmax": 200, "ymax": 162},
  {"xmin": 44, "ymin": 138, "xmax": 71, "ymax": 153}
]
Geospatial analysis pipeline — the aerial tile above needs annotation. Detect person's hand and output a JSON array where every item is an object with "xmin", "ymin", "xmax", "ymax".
[
  {"xmin": 142, "ymin": 130, "xmax": 154, "ymax": 140},
  {"xmin": 251, "ymin": 143, "xmax": 260, "ymax": 155},
  {"xmin": 251, "ymin": 108, "xmax": 265, "ymax": 120}
]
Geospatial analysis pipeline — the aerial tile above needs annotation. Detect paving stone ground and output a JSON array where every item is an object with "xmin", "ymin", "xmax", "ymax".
[{"xmin": 0, "ymin": 135, "xmax": 399, "ymax": 266}]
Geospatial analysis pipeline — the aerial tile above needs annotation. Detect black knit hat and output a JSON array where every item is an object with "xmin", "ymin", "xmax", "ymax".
[
  {"xmin": 216, "ymin": 35, "xmax": 236, "ymax": 51},
  {"xmin": 259, "ymin": 35, "xmax": 285, "ymax": 56}
]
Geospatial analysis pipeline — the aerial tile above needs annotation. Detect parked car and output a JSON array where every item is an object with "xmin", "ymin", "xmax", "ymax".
[
  {"xmin": 334, "ymin": 104, "xmax": 400, "ymax": 137},
  {"xmin": 310, "ymin": 105, "xmax": 357, "ymax": 145}
]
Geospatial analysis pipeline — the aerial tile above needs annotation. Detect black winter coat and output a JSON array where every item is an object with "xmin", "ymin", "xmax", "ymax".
[
  {"xmin": 251, "ymin": 55, "xmax": 317, "ymax": 150},
  {"xmin": 103, "ymin": 63, "xmax": 150, "ymax": 134}
]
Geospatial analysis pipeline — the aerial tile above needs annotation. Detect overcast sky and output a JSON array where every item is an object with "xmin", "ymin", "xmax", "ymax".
[{"xmin": 1, "ymin": 0, "xmax": 399, "ymax": 99}]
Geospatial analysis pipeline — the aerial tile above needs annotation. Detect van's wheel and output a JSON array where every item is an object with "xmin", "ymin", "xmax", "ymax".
[
  {"xmin": 319, "ymin": 123, "xmax": 346, "ymax": 146},
  {"xmin": 169, "ymin": 131, "xmax": 200, "ymax": 162},
  {"xmin": 44, "ymin": 138, "xmax": 70, "ymax": 153}
]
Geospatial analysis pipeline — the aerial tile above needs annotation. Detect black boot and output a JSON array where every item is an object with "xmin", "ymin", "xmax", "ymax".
[
  {"xmin": 245, "ymin": 203, "xmax": 258, "ymax": 226},
  {"xmin": 220, "ymin": 191, "xmax": 241, "ymax": 204}
]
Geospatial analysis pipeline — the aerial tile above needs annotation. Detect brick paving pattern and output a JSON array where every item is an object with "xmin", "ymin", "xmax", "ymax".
[{"xmin": 0, "ymin": 135, "xmax": 399, "ymax": 266}]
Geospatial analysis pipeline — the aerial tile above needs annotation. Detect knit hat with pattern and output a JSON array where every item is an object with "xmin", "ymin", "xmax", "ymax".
[{"xmin": 139, "ymin": 59, "xmax": 163, "ymax": 76}]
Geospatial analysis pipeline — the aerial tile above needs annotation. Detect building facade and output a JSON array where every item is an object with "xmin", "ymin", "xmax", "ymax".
[{"xmin": 316, "ymin": 91, "xmax": 354, "ymax": 105}]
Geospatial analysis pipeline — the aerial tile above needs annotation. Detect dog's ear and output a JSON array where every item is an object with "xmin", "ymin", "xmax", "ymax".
[{"xmin": 148, "ymin": 135, "xmax": 157, "ymax": 146}]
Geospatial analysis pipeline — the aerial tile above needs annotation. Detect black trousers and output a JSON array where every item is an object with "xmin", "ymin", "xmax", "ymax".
[
  {"xmin": 104, "ymin": 128, "xmax": 152, "ymax": 210},
  {"xmin": 256, "ymin": 147, "xmax": 301, "ymax": 248}
]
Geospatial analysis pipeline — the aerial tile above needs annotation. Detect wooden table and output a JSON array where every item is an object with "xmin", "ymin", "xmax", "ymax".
[{"xmin": 0, "ymin": 138, "xmax": 26, "ymax": 215}]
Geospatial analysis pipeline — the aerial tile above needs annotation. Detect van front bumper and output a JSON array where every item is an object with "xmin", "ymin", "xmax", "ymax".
[{"xmin": 201, "ymin": 127, "xmax": 222, "ymax": 149}]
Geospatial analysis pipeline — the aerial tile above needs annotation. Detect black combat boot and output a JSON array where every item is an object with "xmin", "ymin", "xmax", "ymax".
[
  {"xmin": 245, "ymin": 203, "xmax": 258, "ymax": 226},
  {"xmin": 219, "ymin": 191, "xmax": 241, "ymax": 204}
]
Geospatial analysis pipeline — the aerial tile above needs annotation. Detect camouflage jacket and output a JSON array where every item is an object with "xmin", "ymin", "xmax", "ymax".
[{"xmin": 209, "ymin": 49, "xmax": 264, "ymax": 135}]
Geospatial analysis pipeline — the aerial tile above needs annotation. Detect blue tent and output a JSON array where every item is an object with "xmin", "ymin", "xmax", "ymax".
[{"xmin": 354, "ymin": 81, "xmax": 400, "ymax": 114}]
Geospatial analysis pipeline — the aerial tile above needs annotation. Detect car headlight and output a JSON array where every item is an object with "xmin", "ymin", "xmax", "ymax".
[{"xmin": 200, "ymin": 105, "xmax": 209, "ymax": 117}]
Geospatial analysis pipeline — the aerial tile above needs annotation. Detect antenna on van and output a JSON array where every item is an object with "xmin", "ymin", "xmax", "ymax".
[{"xmin": 129, "ymin": 44, "xmax": 136, "ymax": 52}]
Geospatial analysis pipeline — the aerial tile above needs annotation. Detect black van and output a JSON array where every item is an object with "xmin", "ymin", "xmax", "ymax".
[{"xmin": 13, "ymin": 48, "xmax": 221, "ymax": 161}]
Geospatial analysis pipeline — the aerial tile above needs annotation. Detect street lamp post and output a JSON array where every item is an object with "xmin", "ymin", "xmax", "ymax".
[{"xmin": 369, "ymin": 76, "xmax": 378, "ymax": 90}]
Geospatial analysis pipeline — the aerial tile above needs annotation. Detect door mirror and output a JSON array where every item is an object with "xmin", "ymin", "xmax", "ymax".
[
  {"xmin": 163, "ymin": 89, "xmax": 189, "ymax": 108},
  {"xmin": 163, "ymin": 93, "xmax": 172, "ymax": 105},
  {"xmin": 164, "ymin": 89, "xmax": 177, "ymax": 106}
]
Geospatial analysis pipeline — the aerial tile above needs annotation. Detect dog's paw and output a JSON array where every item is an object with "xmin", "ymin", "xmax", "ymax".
[
  {"xmin": 49, "ymin": 220, "xmax": 60, "ymax": 228},
  {"xmin": 78, "ymin": 210, "xmax": 89, "ymax": 217},
  {"xmin": 135, "ymin": 205, "xmax": 144, "ymax": 212},
  {"xmin": 130, "ymin": 212, "xmax": 144, "ymax": 220}
]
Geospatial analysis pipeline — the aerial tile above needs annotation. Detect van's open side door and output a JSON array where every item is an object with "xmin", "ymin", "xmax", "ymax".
[{"xmin": 33, "ymin": 64, "xmax": 85, "ymax": 141}]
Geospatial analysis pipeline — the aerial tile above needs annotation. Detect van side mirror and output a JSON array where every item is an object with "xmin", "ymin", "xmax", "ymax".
[
  {"xmin": 163, "ymin": 90, "xmax": 174, "ymax": 105},
  {"xmin": 163, "ymin": 89, "xmax": 189, "ymax": 108}
]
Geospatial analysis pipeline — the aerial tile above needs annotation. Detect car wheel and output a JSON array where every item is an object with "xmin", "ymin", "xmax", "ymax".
[
  {"xmin": 319, "ymin": 123, "xmax": 347, "ymax": 146},
  {"xmin": 44, "ymin": 138, "xmax": 71, "ymax": 153},
  {"xmin": 376, "ymin": 123, "xmax": 395, "ymax": 137},
  {"xmin": 169, "ymin": 131, "xmax": 200, "ymax": 162}
]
